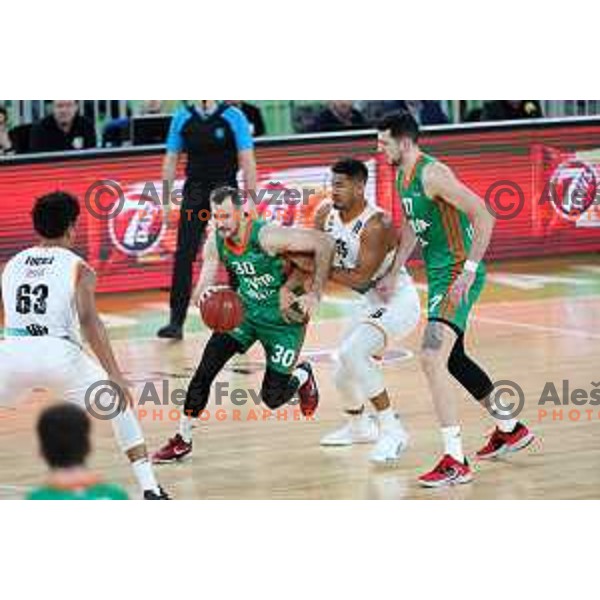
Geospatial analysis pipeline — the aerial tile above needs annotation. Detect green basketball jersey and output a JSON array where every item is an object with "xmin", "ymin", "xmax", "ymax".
[
  {"xmin": 216, "ymin": 219, "xmax": 287, "ymax": 323},
  {"xmin": 27, "ymin": 482, "xmax": 128, "ymax": 500},
  {"xmin": 397, "ymin": 153, "xmax": 477, "ymax": 277}
]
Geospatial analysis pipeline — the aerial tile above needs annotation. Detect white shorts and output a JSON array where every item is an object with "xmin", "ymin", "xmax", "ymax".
[
  {"xmin": 351, "ymin": 278, "xmax": 421, "ymax": 348},
  {"xmin": 0, "ymin": 337, "xmax": 107, "ymax": 408}
]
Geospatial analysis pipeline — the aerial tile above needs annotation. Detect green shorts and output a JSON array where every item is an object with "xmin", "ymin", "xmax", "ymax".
[
  {"xmin": 427, "ymin": 264, "xmax": 486, "ymax": 332},
  {"xmin": 227, "ymin": 315, "xmax": 307, "ymax": 375}
]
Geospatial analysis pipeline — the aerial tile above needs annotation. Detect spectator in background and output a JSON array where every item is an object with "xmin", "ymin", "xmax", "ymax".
[
  {"xmin": 0, "ymin": 106, "xmax": 15, "ymax": 155},
  {"xmin": 361, "ymin": 101, "xmax": 448, "ymax": 126},
  {"xmin": 30, "ymin": 100, "xmax": 96, "ymax": 153},
  {"xmin": 361, "ymin": 100, "xmax": 406, "ymax": 125},
  {"xmin": 225, "ymin": 101, "xmax": 266, "ymax": 137},
  {"xmin": 482, "ymin": 100, "xmax": 543, "ymax": 121},
  {"xmin": 102, "ymin": 100, "xmax": 168, "ymax": 148},
  {"xmin": 404, "ymin": 100, "xmax": 449, "ymax": 125},
  {"xmin": 142, "ymin": 100, "xmax": 165, "ymax": 115},
  {"xmin": 310, "ymin": 101, "xmax": 367, "ymax": 133}
]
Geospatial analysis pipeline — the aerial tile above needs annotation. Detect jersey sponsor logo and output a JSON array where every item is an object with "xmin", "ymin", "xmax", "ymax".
[
  {"xmin": 352, "ymin": 220, "xmax": 363, "ymax": 235},
  {"xmin": 25, "ymin": 256, "xmax": 54, "ymax": 267},
  {"xmin": 24, "ymin": 267, "xmax": 48, "ymax": 279},
  {"xmin": 368, "ymin": 307, "xmax": 387, "ymax": 320},
  {"xmin": 25, "ymin": 324, "xmax": 49, "ymax": 336}
]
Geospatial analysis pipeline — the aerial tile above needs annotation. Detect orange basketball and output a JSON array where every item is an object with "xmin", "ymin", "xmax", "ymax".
[{"xmin": 200, "ymin": 289, "xmax": 244, "ymax": 332}]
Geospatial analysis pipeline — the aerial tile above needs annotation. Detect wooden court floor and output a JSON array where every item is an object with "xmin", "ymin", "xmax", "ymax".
[{"xmin": 1, "ymin": 255, "xmax": 600, "ymax": 500}]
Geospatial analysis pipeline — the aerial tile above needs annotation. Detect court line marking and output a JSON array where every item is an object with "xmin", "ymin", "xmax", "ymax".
[{"xmin": 473, "ymin": 316, "xmax": 600, "ymax": 340}]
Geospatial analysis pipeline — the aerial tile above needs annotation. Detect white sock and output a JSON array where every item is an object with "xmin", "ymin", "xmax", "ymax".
[
  {"xmin": 377, "ymin": 407, "xmax": 401, "ymax": 433},
  {"xmin": 441, "ymin": 426, "xmax": 464, "ymax": 462},
  {"xmin": 489, "ymin": 389, "xmax": 518, "ymax": 433},
  {"xmin": 497, "ymin": 418, "xmax": 518, "ymax": 433},
  {"xmin": 132, "ymin": 458, "xmax": 160, "ymax": 494},
  {"xmin": 293, "ymin": 366, "xmax": 309, "ymax": 387},
  {"xmin": 179, "ymin": 415, "xmax": 193, "ymax": 443}
]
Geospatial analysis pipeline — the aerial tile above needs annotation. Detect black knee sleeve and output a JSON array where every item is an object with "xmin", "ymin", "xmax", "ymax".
[
  {"xmin": 185, "ymin": 333, "xmax": 242, "ymax": 418},
  {"xmin": 447, "ymin": 334, "xmax": 494, "ymax": 401},
  {"xmin": 260, "ymin": 369, "xmax": 299, "ymax": 410}
]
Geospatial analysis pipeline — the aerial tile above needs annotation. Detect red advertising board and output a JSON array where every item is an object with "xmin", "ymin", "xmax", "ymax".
[{"xmin": 1, "ymin": 120, "xmax": 599, "ymax": 293}]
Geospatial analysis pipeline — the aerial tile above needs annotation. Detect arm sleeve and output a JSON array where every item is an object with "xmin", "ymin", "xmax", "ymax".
[
  {"xmin": 224, "ymin": 107, "xmax": 254, "ymax": 151},
  {"xmin": 165, "ymin": 108, "xmax": 188, "ymax": 153}
]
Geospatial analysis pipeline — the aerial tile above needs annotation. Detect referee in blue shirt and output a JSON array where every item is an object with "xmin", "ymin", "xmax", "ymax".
[{"xmin": 157, "ymin": 100, "xmax": 257, "ymax": 340}]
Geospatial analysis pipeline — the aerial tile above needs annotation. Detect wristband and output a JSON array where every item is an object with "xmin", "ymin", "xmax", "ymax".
[{"xmin": 464, "ymin": 260, "xmax": 479, "ymax": 273}]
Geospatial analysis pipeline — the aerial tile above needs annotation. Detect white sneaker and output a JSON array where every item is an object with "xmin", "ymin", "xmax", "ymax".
[
  {"xmin": 320, "ymin": 414, "xmax": 379, "ymax": 446},
  {"xmin": 369, "ymin": 422, "xmax": 409, "ymax": 466}
]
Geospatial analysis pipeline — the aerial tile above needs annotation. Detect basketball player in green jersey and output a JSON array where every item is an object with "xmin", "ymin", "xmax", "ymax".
[
  {"xmin": 153, "ymin": 186, "xmax": 335, "ymax": 463},
  {"xmin": 27, "ymin": 404, "xmax": 129, "ymax": 500},
  {"xmin": 377, "ymin": 113, "xmax": 534, "ymax": 487}
]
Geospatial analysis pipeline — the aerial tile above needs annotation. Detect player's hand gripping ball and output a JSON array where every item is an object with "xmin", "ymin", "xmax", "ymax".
[
  {"xmin": 280, "ymin": 287, "xmax": 309, "ymax": 324},
  {"xmin": 200, "ymin": 287, "xmax": 244, "ymax": 332}
]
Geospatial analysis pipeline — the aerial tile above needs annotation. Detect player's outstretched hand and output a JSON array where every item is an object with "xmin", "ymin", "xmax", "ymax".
[
  {"xmin": 280, "ymin": 287, "xmax": 308, "ymax": 324},
  {"xmin": 110, "ymin": 374, "xmax": 135, "ymax": 409}
]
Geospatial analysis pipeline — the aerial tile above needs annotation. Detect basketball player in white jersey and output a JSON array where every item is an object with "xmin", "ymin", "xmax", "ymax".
[
  {"xmin": 287, "ymin": 159, "xmax": 421, "ymax": 464},
  {"xmin": 0, "ymin": 192, "xmax": 169, "ymax": 499}
]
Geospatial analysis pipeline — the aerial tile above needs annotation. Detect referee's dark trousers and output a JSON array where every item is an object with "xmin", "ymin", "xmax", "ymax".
[{"xmin": 169, "ymin": 179, "xmax": 233, "ymax": 327}]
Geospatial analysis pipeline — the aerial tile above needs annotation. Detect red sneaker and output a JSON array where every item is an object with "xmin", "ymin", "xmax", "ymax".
[
  {"xmin": 152, "ymin": 434, "xmax": 192, "ymax": 464},
  {"xmin": 476, "ymin": 422, "xmax": 535, "ymax": 460},
  {"xmin": 418, "ymin": 454, "xmax": 473, "ymax": 488},
  {"xmin": 296, "ymin": 362, "xmax": 319, "ymax": 417}
]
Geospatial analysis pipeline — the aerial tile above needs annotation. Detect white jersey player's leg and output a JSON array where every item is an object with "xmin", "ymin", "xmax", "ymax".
[
  {"xmin": 50, "ymin": 341, "xmax": 162, "ymax": 495},
  {"xmin": 321, "ymin": 281, "xmax": 421, "ymax": 464}
]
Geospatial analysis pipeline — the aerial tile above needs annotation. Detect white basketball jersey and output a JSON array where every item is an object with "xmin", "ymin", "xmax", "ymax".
[
  {"xmin": 323, "ymin": 203, "xmax": 408, "ymax": 291},
  {"xmin": 1, "ymin": 246, "xmax": 84, "ymax": 344}
]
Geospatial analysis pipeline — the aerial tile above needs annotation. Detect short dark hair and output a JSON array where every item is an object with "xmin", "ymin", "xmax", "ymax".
[
  {"xmin": 210, "ymin": 186, "xmax": 240, "ymax": 206},
  {"xmin": 32, "ymin": 192, "xmax": 80, "ymax": 239},
  {"xmin": 377, "ymin": 111, "xmax": 420, "ymax": 142},
  {"xmin": 331, "ymin": 158, "xmax": 369, "ymax": 184},
  {"xmin": 37, "ymin": 404, "xmax": 91, "ymax": 469},
  {"xmin": 0, "ymin": 106, "xmax": 7, "ymax": 122}
]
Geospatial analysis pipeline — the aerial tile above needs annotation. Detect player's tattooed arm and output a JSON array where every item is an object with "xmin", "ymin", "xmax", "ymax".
[
  {"xmin": 191, "ymin": 228, "xmax": 223, "ymax": 307},
  {"xmin": 329, "ymin": 214, "xmax": 391, "ymax": 291},
  {"xmin": 260, "ymin": 225, "xmax": 335, "ymax": 317},
  {"xmin": 76, "ymin": 262, "xmax": 133, "ymax": 405},
  {"xmin": 423, "ymin": 161, "xmax": 495, "ymax": 265}
]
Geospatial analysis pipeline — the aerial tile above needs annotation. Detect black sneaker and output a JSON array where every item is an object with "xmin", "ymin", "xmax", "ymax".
[
  {"xmin": 144, "ymin": 486, "xmax": 171, "ymax": 500},
  {"xmin": 157, "ymin": 324, "xmax": 183, "ymax": 340}
]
